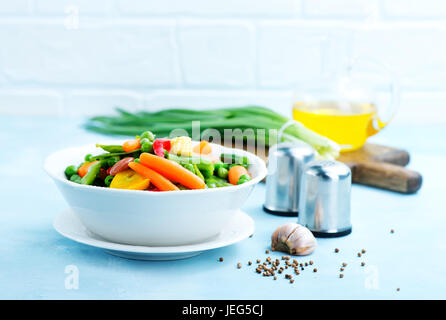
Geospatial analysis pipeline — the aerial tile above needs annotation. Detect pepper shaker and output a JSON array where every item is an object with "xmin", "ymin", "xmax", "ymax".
[{"xmin": 263, "ymin": 141, "xmax": 315, "ymax": 216}]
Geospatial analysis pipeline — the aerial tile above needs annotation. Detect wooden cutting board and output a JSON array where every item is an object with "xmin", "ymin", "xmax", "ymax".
[
  {"xmin": 233, "ymin": 142, "xmax": 422, "ymax": 194},
  {"xmin": 337, "ymin": 143, "xmax": 422, "ymax": 194}
]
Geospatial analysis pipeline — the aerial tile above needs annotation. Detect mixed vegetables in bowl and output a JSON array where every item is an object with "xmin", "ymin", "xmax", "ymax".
[
  {"xmin": 64, "ymin": 130, "xmax": 252, "ymax": 192},
  {"xmin": 45, "ymin": 133, "xmax": 266, "ymax": 245}
]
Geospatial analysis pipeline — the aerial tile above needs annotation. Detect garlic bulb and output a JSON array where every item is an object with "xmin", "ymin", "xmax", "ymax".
[{"xmin": 271, "ymin": 223, "xmax": 317, "ymax": 256}]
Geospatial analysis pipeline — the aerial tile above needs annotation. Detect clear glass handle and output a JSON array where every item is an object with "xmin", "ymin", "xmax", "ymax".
[{"xmin": 345, "ymin": 56, "xmax": 400, "ymax": 136}]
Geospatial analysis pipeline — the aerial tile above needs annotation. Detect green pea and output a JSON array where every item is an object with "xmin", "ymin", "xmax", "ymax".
[
  {"xmin": 104, "ymin": 175, "xmax": 114, "ymax": 187},
  {"xmin": 69, "ymin": 174, "xmax": 82, "ymax": 184},
  {"xmin": 213, "ymin": 160, "xmax": 229, "ymax": 172},
  {"xmin": 64, "ymin": 165, "xmax": 78, "ymax": 179},
  {"xmin": 134, "ymin": 158, "xmax": 140, "ymax": 163},
  {"xmin": 217, "ymin": 167, "xmax": 229, "ymax": 179},
  {"xmin": 140, "ymin": 131, "xmax": 155, "ymax": 142},
  {"xmin": 141, "ymin": 141, "xmax": 153, "ymax": 153}
]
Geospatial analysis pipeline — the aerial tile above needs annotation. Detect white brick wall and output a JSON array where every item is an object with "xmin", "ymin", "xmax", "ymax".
[
  {"xmin": 304, "ymin": 0, "xmax": 380, "ymax": 18},
  {"xmin": 178, "ymin": 20, "xmax": 255, "ymax": 88},
  {"xmin": 0, "ymin": 1, "xmax": 30, "ymax": 15},
  {"xmin": 35, "ymin": 0, "xmax": 113, "ymax": 15},
  {"xmin": 117, "ymin": 0, "xmax": 302, "ymax": 18},
  {"xmin": 383, "ymin": 0, "xmax": 446, "ymax": 18},
  {"xmin": 0, "ymin": 0, "xmax": 445, "ymax": 124}
]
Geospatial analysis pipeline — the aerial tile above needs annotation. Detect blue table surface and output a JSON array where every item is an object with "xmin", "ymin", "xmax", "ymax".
[{"xmin": 0, "ymin": 115, "xmax": 445, "ymax": 300}]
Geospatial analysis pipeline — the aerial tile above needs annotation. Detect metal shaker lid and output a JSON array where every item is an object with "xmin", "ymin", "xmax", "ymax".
[
  {"xmin": 263, "ymin": 141, "xmax": 315, "ymax": 216},
  {"xmin": 298, "ymin": 160, "xmax": 352, "ymax": 237}
]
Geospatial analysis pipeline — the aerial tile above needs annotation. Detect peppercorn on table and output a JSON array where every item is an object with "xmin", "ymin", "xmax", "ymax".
[{"xmin": 1, "ymin": 116, "xmax": 445, "ymax": 299}]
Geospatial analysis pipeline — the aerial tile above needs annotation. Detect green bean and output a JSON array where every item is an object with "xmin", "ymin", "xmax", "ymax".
[
  {"xmin": 167, "ymin": 153, "xmax": 214, "ymax": 176},
  {"xmin": 206, "ymin": 182, "xmax": 218, "ymax": 188},
  {"xmin": 69, "ymin": 174, "xmax": 82, "ymax": 184},
  {"xmin": 90, "ymin": 150, "xmax": 139, "ymax": 161},
  {"xmin": 200, "ymin": 166, "xmax": 214, "ymax": 178},
  {"xmin": 95, "ymin": 144, "xmax": 125, "ymax": 153},
  {"xmin": 104, "ymin": 175, "xmax": 114, "ymax": 187},
  {"xmin": 205, "ymin": 175, "xmax": 232, "ymax": 188},
  {"xmin": 193, "ymin": 164, "xmax": 205, "ymax": 181},
  {"xmin": 237, "ymin": 174, "xmax": 252, "ymax": 185},
  {"xmin": 220, "ymin": 153, "xmax": 250, "ymax": 167},
  {"xmin": 182, "ymin": 163, "xmax": 195, "ymax": 174},
  {"xmin": 81, "ymin": 161, "xmax": 102, "ymax": 185},
  {"xmin": 85, "ymin": 154, "xmax": 93, "ymax": 162},
  {"xmin": 167, "ymin": 153, "xmax": 211, "ymax": 165}
]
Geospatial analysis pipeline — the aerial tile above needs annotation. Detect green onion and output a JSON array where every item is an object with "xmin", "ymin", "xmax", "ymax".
[{"xmin": 85, "ymin": 106, "xmax": 339, "ymax": 159}]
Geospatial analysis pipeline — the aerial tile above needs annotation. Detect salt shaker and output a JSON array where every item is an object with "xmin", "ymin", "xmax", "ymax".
[{"xmin": 298, "ymin": 160, "xmax": 352, "ymax": 237}]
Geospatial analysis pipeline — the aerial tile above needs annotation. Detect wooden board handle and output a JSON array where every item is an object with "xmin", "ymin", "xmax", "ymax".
[{"xmin": 352, "ymin": 161, "xmax": 422, "ymax": 194}]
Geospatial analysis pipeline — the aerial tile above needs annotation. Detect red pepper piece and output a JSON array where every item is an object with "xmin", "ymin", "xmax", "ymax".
[
  {"xmin": 153, "ymin": 138, "xmax": 171, "ymax": 158},
  {"xmin": 162, "ymin": 139, "xmax": 171, "ymax": 152}
]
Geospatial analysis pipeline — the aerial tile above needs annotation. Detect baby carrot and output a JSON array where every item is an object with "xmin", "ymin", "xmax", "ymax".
[
  {"xmin": 228, "ymin": 165, "xmax": 249, "ymax": 185},
  {"xmin": 128, "ymin": 162, "xmax": 179, "ymax": 191},
  {"xmin": 122, "ymin": 139, "xmax": 141, "ymax": 153},
  {"xmin": 140, "ymin": 153, "xmax": 206, "ymax": 190},
  {"xmin": 78, "ymin": 160, "xmax": 99, "ymax": 178}
]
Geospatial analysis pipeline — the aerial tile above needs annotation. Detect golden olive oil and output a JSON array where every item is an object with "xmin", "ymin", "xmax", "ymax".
[{"xmin": 293, "ymin": 101, "xmax": 384, "ymax": 152}]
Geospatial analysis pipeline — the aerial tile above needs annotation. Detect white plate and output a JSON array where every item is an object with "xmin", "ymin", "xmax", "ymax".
[{"xmin": 54, "ymin": 208, "xmax": 255, "ymax": 261}]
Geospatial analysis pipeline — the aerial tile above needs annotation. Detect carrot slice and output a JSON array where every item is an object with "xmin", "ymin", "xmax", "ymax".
[
  {"xmin": 228, "ymin": 165, "xmax": 249, "ymax": 185},
  {"xmin": 78, "ymin": 160, "xmax": 99, "ymax": 178},
  {"xmin": 200, "ymin": 141, "xmax": 212, "ymax": 154},
  {"xmin": 122, "ymin": 139, "xmax": 141, "ymax": 153},
  {"xmin": 192, "ymin": 141, "xmax": 202, "ymax": 153},
  {"xmin": 140, "ymin": 153, "xmax": 206, "ymax": 190},
  {"xmin": 128, "ymin": 162, "xmax": 179, "ymax": 191},
  {"xmin": 193, "ymin": 141, "xmax": 212, "ymax": 155}
]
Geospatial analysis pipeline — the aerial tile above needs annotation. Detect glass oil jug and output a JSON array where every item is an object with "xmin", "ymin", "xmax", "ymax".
[{"xmin": 292, "ymin": 57, "xmax": 399, "ymax": 152}]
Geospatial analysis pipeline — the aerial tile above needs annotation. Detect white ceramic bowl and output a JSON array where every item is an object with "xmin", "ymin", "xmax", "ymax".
[{"xmin": 44, "ymin": 140, "xmax": 267, "ymax": 246}]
